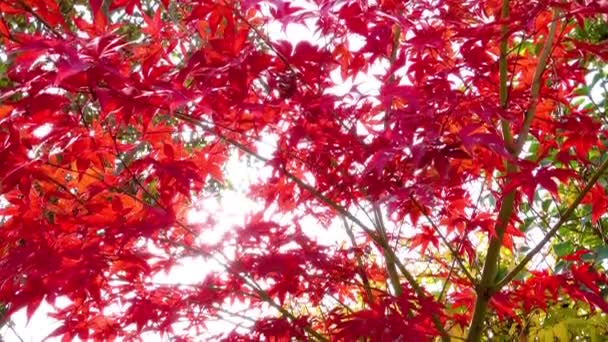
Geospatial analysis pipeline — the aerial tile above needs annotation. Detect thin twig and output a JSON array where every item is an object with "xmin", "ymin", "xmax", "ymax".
[
  {"xmin": 342, "ymin": 217, "xmax": 375, "ymax": 303},
  {"xmin": 8, "ymin": 322, "xmax": 25, "ymax": 342},
  {"xmin": 410, "ymin": 196, "xmax": 476, "ymax": 285},
  {"xmin": 13, "ymin": 0, "xmax": 64, "ymax": 38}
]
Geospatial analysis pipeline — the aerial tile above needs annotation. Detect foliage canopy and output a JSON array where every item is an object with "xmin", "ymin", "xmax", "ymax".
[{"xmin": 0, "ymin": 0, "xmax": 608, "ymax": 341}]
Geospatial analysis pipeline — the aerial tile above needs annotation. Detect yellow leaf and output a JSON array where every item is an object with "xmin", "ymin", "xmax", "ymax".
[
  {"xmin": 590, "ymin": 327, "xmax": 599, "ymax": 342},
  {"xmin": 536, "ymin": 330, "xmax": 544, "ymax": 342},
  {"xmin": 553, "ymin": 322, "xmax": 569, "ymax": 341},
  {"xmin": 448, "ymin": 324, "xmax": 466, "ymax": 338},
  {"xmin": 508, "ymin": 322, "xmax": 518, "ymax": 336},
  {"xmin": 543, "ymin": 329, "xmax": 554, "ymax": 342}
]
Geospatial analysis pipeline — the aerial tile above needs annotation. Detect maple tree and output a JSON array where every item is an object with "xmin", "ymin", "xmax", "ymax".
[{"xmin": 1, "ymin": 0, "xmax": 608, "ymax": 340}]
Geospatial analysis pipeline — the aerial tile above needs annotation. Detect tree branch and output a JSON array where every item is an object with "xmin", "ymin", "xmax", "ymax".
[
  {"xmin": 512, "ymin": 9, "xmax": 560, "ymax": 154},
  {"xmin": 499, "ymin": 0, "xmax": 513, "ymax": 148},
  {"xmin": 468, "ymin": 8, "xmax": 561, "ymax": 341},
  {"xmin": 466, "ymin": 183, "xmax": 516, "ymax": 342},
  {"xmin": 342, "ymin": 217, "xmax": 375, "ymax": 303},
  {"xmin": 467, "ymin": 0, "xmax": 559, "ymax": 342},
  {"xmin": 373, "ymin": 205, "xmax": 403, "ymax": 297}
]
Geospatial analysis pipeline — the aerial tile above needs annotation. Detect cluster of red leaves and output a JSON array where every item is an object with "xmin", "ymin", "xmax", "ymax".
[
  {"xmin": 501, "ymin": 254, "xmax": 608, "ymax": 320},
  {"xmin": 0, "ymin": 0, "xmax": 607, "ymax": 340},
  {"xmin": 451, "ymin": 262, "xmax": 608, "ymax": 327}
]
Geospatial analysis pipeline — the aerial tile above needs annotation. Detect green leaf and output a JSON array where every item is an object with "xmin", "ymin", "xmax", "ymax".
[
  {"xmin": 542, "ymin": 198, "xmax": 551, "ymax": 212},
  {"xmin": 494, "ymin": 265, "xmax": 508, "ymax": 283},
  {"xmin": 574, "ymin": 86, "xmax": 589, "ymax": 96},
  {"xmin": 583, "ymin": 102, "xmax": 596, "ymax": 111},
  {"xmin": 581, "ymin": 253, "xmax": 595, "ymax": 262},
  {"xmin": 554, "ymin": 241, "xmax": 574, "ymax": 257},
  {"xmin": 590, "ymin": 72, "xmax": 604, "ymax": 89},
  {"xmin": 572, "ymin": 97, "xmax": 586, "ymax": 107},
  {"xmin": 595, "ymin": 246, "xmax": 608, "ymax": 261},
  {"xmin": 554, "ymin": 260, "xmax": 568, "ymax": 273},
  {"xmin": 529, "ymin": 141, "xmax": 539, "ymax": 155},
  {"xmin": 488, "ymin": 195, "xmax": 496, "ymax": 206},
  {"xmin": 521, "ymin": 217, "xmax": 535, "ymax": 232}
]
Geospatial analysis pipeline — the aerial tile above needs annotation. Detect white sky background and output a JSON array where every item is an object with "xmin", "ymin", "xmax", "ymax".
[{"xmin": 1, "ymin": 1, "xmax": 608, "ymax": 341}]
